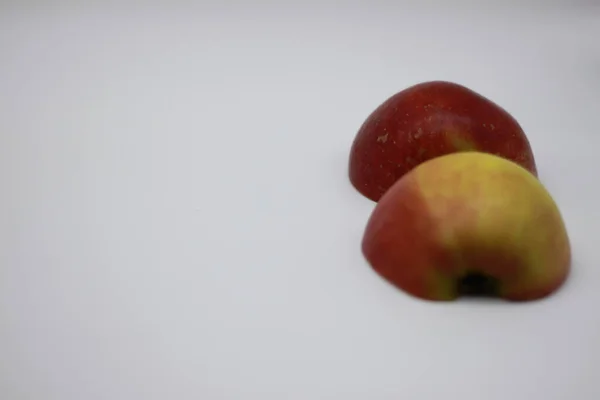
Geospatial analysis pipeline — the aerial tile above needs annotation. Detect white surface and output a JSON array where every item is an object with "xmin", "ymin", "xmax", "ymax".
[{"xmin": 1, "ymin": 3, "xmax": 600, "ymax": 399}]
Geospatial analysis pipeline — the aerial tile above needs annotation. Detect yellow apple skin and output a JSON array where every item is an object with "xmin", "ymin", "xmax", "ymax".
[{"xmin": 362, "ymin": 152, "xmax": 571, "ymax": 301}]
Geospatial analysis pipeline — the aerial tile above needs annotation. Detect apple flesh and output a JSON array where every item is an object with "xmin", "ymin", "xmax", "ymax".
[
  {"xmin": 362, "ymin": 152, "xmax": 570, "ymax": 301},
  {"xmin": 349, "ymin": 81, "xmax": 537, "ymax": 202}
]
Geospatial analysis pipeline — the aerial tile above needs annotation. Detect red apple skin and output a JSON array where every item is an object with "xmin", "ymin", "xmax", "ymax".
[
  {"xmin": 349, "ymin": 81, "xmax": 537, "ymax": 202},
  {"xmin": 361, "ymin": 152, "xmax": 570, "ymax": 302}
]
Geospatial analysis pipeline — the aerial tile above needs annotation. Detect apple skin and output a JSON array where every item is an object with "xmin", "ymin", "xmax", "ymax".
[
  {"xmin": 362, "ymin": 152, "xmax": 570, "ymax": 301},
  {"xmin": 349, "ymin": 81, "xmax": 537, "ymax": 202}
]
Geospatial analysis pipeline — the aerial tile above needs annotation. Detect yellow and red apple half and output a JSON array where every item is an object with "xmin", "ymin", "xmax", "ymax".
[
  {"xmin": 362, "ymin": 152, "xmax": 570, "ymax": 301},
  {"xmin": 349, "ymin": 81, "xmax": 537, "ymax": 202}
]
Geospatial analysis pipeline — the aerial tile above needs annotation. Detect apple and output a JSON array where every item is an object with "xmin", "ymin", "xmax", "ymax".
[
  {"xmin": 349, "ymin": 81, "xmax": 537, "ymax": 202},
  {"xmin": 362, "ymin": 152, "xmax": 570, "ymax": 301}
]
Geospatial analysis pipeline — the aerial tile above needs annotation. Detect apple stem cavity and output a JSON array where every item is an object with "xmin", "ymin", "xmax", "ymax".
[{"xmin": 457, "ymin": 272, "xmax": 501, "ymax": 298}]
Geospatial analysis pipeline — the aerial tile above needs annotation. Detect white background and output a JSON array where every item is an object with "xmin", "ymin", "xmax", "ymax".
[{"xmin": 1, "ymin": 1, "xmax": 599, "ymax": 399}]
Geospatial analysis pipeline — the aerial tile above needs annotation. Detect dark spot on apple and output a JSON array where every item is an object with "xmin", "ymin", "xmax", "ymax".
[{"xmin": 457, "ymin": 272, "xmax": 500, "ymax": 297}]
